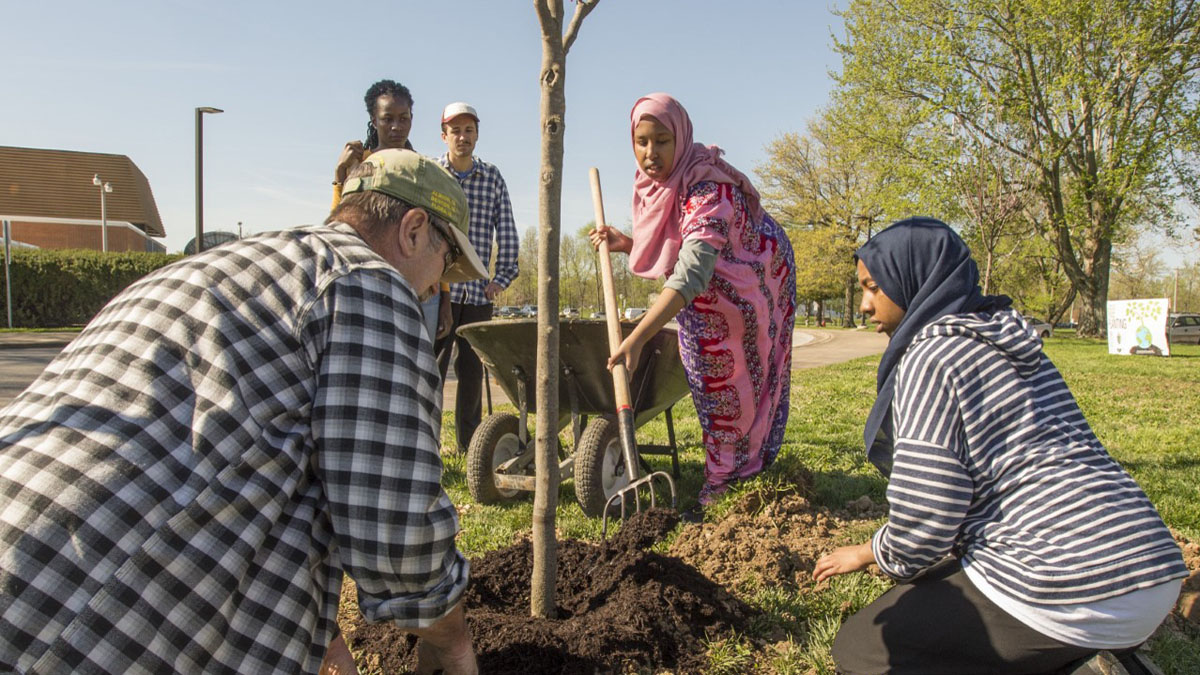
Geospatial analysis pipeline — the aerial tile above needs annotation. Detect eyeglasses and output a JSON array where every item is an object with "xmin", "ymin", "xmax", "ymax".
[{"xmin": 427, "ymin": 212, "xmax": 462, "ymax": 276}]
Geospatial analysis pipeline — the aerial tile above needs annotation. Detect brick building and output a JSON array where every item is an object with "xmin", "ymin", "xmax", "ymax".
[{"xmin": 0, "ymin": 146, "xmax": 166, "ymax": 253}]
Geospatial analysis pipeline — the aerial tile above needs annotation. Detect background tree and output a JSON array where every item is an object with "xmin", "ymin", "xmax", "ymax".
[
  {"xmin": 954, "ymin": 142, "xmax": 1035, "ymax": 294},
  {"xmin": 757, "ymin": 111, "xmax": 897, "ymax": 326},
  {"xmin": 500, "ymin": 226, "xmax": 540, "ymax": 306},
  {"xmin": 1111, "ymin": 230, "xmax": 1169, "ymax": 300},
  {"xmin": 1163, "ymin": 261, "xmax": 1200, "ymax": 312},
  {"xmin": 531, "ymin": 0, "xmax": 597, "ymax": 619},
  {"xmin": 835, "ymin": 0, "xmax": 1200, "ymax": 336},
  {"xmin": 787, "ymin": 225, "xmax": 851, "ymax": 326}
]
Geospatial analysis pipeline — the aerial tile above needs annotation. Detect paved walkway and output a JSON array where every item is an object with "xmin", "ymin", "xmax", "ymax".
[{"xmin": 0, "ymin": 327, "xmax": 889, "ymax": 410}]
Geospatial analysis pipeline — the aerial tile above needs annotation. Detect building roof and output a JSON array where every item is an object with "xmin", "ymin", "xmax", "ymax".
[{"xmin": 0, "ymin": 146, "xmax": 165, "ymax": 238}]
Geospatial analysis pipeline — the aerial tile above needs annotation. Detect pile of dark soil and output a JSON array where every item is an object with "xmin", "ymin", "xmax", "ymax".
[{"xmin": 343, "ymin": 508, "xmax": 755, "ymax": 674}]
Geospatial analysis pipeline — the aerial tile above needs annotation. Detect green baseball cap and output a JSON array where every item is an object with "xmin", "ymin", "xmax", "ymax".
[{"xmin": 341, "ymin": 148, "xmax": 488, "ymax": 283}]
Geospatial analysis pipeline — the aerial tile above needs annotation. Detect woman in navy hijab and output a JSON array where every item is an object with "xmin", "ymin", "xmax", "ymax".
[{"xmin": 814, "ymin": 218, "xmax": 1185, "ymax": 675}]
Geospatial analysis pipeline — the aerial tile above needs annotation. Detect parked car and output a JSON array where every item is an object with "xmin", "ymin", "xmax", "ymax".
[
  {"xmin": 560, "ymin": 307, "xmax": 581, "ymax": 319},
  {"xmin": 1168, "ymin": 313, "xmax": 1200, "ymax": 345},
  {"xmin": 591, "ymin": 310, "xmax": 606, "ymax": 320},
  {"xmin": 623, "ymin": 307, "xmax": 647, "ymax": 320},
  {"xmin": 495, "ymin": 305, "xmax": 518, "ymax": 319},
  {"xmin": 1025, "ymin": 318, "xmax": 1053, "ymax": 339},
  {"xmin": 519, "ymin": 304, "xmax": 537, "ymax": 318}
]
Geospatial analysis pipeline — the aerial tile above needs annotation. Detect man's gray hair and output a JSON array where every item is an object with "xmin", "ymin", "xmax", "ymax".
[{"xmin": 326, "ymin": 161, "xmax": 450, "ymax": 252}]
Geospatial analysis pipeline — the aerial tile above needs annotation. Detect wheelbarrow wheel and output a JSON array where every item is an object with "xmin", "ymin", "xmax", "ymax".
[
  {"xmin": 574, "ymin": 415, "xmax": 632, "ymax": 517},
  {"xmin": 467, "ymin": 413, "xmax": 526, "ymax": 504}
]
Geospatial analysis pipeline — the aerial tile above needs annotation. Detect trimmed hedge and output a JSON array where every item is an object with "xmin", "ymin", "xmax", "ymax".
[{"xmin": 0, "ymin": 249, "xmax": 183, "ymax": 327}]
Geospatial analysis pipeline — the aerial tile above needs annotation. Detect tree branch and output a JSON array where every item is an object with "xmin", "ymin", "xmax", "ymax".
[{"xmin": 562, "ymin": 0, "xmax": 598, "ymax": 53}]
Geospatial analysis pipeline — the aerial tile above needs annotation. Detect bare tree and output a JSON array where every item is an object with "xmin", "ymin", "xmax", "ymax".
[
  {"xmin": 531, "ymin": 0, "xmax": 597, "ymax": 619},
  {"xmin": 954, "ymin": 143, "xmax": 1035, "ymax": 295}
]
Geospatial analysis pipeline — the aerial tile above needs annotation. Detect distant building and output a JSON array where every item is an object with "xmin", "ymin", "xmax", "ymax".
[
  {"xmin": 0, "ymin": 146, "xmax": 166, "ymax": 253},
  {"xmin": 183, "ymin": 231, "xmax": 238, "ymax": 255}
]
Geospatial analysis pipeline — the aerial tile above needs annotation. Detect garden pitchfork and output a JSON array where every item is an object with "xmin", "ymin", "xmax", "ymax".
[{"xmin": 589, "ymin": 167, "xmax": 677, "ymax": 536}]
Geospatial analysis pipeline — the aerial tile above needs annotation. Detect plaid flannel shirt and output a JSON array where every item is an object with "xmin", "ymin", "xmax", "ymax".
[
  {"xmin": 438, "ymin": 155, "xmax": 519, "ymax": 305},
  {"xmin": 0, "ymin": 223, "xmax": 467, "ymax": 674}
]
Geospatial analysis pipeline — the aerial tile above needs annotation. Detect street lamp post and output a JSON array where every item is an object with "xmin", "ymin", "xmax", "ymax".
[
  {"xmin": 195, "ymin": 106, "xmax": 224, "ymax": 254},
  {"xmin": 92, "ymin": 174, "xmax": 113, "ymax": 252}
]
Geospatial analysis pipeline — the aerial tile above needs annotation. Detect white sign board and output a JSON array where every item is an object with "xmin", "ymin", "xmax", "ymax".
[{"xmin": 1106, "ymin": 299, "xmax": 1170, "ymax": 356}]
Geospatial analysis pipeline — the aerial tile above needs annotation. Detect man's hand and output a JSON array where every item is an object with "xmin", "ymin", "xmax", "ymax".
[
  {"xmin": 483, "ymin": 282, "xmax": 503, "ymax": 302},
  {"xmin": 410, "ymin": 603, "xmax": 477, "ymax": 675},
  {"xmin": 335, "ymin": 141, "xmax": 366, "ymax": 183},
  {"xmin": 813, "ymin": 542, "xmax": 875, "ymax": 583},
  {"xmin": 415, "ymin": 636, "xmax": 477, "ymax": 675},
  {"xmin": 318, "ymin": 634, "xmax": 358, "ymax": 675}
]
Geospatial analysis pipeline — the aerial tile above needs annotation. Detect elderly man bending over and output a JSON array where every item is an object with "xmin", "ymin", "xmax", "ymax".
[{"xmin": 0, "ymin": 150, "xmax": 487, "ymax": 675}]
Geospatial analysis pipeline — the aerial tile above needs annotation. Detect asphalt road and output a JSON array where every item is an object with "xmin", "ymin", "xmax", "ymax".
[
  {"xmin": 0, "ymin": 346, "xmax": 61, "ymax": 408},
  {"xmin": 0, "ymin": 328, "xmax": 888, "ymax": 410}
]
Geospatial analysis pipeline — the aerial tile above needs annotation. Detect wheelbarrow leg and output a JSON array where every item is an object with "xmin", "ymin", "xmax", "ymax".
[
  {"xmin": 484, "ymin": 368, "xmax": 493, "ymax": 417},
  {"xmin": 513, "ymin": 366, "xmax": 529, "ymax": 447}
]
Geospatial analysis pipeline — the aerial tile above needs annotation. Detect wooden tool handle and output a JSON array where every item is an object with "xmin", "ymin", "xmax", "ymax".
[{"xmin": 589, "ymin": 167, "xmax": 632, "ymax": 410}]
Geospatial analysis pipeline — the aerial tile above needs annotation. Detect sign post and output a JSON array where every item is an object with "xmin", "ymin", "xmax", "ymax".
[{"xmin": 2, "ymin": 220, "xmax": 11, "ymax": 328}]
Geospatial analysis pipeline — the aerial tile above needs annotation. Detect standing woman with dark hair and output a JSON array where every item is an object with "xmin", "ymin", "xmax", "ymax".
[
  {"xmin": 590, "ymin": 93, "xmax": 796, "ymax": 520},
  {"xmin": 320, "ymin": 81, "xmax": 434, "ymax": 675},
  {"xmin": 331, "ymin": 79, "xmax": 451, "ymax": 343},
  {"xmin": 332, "ymin": 79, "xmax": 415, "ymax": 204},
  {"xmin": 814, "ymin": 217, "xmax": 1186, "ymax": 675}
]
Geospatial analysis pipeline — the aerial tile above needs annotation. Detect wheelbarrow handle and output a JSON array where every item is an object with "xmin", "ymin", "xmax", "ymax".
[{"xmin": 590, "ymin": 167, "xmax": 639, "ymax": 484}]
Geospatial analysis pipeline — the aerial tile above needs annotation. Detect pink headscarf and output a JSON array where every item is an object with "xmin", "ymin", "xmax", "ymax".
[{"xmin": 629, "ymin": 93, "xmax": 764, "ymax": 279}]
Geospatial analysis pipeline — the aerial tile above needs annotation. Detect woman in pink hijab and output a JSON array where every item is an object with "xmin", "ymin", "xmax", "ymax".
[{"xmin": 590, "ymin": 93, "xmax": 796, "ymax": 520}]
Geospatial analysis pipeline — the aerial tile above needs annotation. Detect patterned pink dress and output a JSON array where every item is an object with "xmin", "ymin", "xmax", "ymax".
[{"xmin": 675, "ymin": 181, "xmax": 796, "ymax": 503}]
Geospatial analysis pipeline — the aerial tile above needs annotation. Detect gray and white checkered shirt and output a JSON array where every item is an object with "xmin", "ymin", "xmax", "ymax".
[
  {"xmin": 0, "ymin": 223, "xmax": 467, "ymax": 674},
  {"xmin": 438, "ymin": 155, "xmax": 519, "ymax": 304}
]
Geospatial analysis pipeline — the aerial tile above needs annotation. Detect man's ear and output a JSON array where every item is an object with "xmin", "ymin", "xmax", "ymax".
[{"xmin": 395, "ymin": 207, "xmax": 429, "ymax": 258}]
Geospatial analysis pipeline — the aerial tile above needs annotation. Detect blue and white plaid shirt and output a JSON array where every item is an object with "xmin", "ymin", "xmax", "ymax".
[
  {"xmin": 438, "ymin": 155, "xmax": 519, "ymax": 305},
  {"xmin": 0, "ymin": 223, "xmax": 468, "ymax": 674}
]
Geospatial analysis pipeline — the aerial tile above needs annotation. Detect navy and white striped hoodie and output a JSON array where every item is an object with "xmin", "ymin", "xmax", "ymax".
[{"xmin": 871, "ymin": 308, "xmax": 1187, "ymax": 605}]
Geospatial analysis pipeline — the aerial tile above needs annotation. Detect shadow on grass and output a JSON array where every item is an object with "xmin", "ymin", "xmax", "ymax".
[
  {"xmin": 1120, "ymin": 455, "xmax": 1200, "ymax": 472},
  {"xmin": 810, "ymin": 469, "xmax": 888, "ymax": 509}
]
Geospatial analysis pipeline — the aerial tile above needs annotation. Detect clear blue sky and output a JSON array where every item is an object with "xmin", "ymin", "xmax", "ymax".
[
  {"xmin": 2, "ymin": 0, "xmax": 1191, "ymax": 269},
  {"xmin": 0, "ymin": 0, "xmax": 844, "ymax": 253}
]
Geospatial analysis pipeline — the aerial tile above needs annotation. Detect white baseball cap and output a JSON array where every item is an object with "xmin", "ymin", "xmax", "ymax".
[{"xmin": 441, "ymin": 102, "xmax": 479, "ymax": 124}]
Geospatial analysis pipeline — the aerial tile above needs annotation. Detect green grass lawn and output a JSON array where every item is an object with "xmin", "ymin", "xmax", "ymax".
[{"xmin": 440, "ymin": 336, "xmax": 1200, "ymax": 674}]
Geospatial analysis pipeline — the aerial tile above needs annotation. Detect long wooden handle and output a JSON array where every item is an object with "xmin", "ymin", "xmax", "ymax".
[{"xmin": 589, "ymin": 167, "xmax": 631, "ymax": 410}]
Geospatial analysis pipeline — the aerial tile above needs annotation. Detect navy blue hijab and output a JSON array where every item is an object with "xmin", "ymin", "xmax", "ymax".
[{"xmin": 855, "ymin": 217, "xmax": 1010, "ymax": 476}]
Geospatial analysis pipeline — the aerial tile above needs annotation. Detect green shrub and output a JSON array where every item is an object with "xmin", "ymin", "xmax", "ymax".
[{"xmin": 0, "ymin": 249, "xmax": 182, "ymax": 327}]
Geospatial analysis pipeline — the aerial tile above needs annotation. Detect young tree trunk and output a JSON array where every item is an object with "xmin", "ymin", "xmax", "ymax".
[
  {"xmin": 531, "ymin": 0, "xmax": 596, "ymax": 619},
  {"xmin": 842, "ymin": 275, "xmax": 857, "ymax": 328}
]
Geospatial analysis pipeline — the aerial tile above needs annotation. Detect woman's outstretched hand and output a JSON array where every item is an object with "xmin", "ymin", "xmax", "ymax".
[
  {"xmin": 588, "ymin": 224, "xmax": 633, "ymax": 254},
  {"xmin": 813, "ymin": 543, "xmax": 875, "ymax": 583}
]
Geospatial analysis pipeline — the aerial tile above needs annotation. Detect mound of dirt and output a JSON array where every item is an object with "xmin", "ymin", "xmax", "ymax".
[
  {"xmin": 342, "ymin": 508, "xmax": 754, "ymax": 674},
  {"xmin": 669, "ymin": 489, "xmax": 886, "ymax": 592},
  {"xmin": 1174, "ymin": 531, "xmax": 1200, "ymax": 626}
]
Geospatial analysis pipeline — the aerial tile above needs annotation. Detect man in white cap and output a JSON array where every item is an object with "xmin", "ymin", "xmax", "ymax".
[
  {"xmin": 435, "ymin": 101, "xmax": 520, "ymax": 454},
  {"xmin": 0, "ymin": 149, "xmax": 483, "ymax": 675}
]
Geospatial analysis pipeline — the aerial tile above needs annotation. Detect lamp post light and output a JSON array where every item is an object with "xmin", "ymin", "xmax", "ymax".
[
  {"xmin": 92, "ymin": 174, "xmax": 113, "ymax": 252},
  {"xmin": 195, "ymin": 106, "xmax": 224, "ymax": 254}
]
